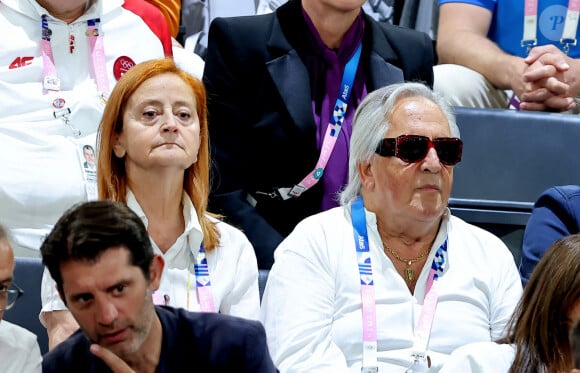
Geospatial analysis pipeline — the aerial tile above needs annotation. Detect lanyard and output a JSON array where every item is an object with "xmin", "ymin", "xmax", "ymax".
[
  {"xmin": 188, "ymin": 244, "xmax": 216, "ymax": 312},
  {"xmin": 522, "ymin": 0, "xmax": 580, "ymax": 54},
  {"xmin": 40, "ymin": 15, "xmax": 110, "ymax": 94},
  {"xmin": 352, "ymin": 195, "xmax": 379, "ymax": 372},
  {"xmin": 351, "ymin": 196, "xmax": 448, "ymax": 372},
  {"xmin": 279, "ymin": 43, "xmax": 363, "ymax": 200}
]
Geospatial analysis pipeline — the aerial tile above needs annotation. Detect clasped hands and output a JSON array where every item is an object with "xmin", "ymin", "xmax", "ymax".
[{"xmin": 515, "ymin": 45, "xmax": 578, "ymax": 112}]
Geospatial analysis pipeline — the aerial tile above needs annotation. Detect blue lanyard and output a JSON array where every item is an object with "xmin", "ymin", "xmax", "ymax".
[
  {"xmin": 351, "ymin": 195, "xmax": 449, "ymax": 371},
  {"xmin": 351, "ymin": 195, "xmax": 379, "ymax": 371},
  {"xmin": 189, "ymin": 244, "xmax": 216, "ymax": 312},
  {"xmin": 286, "ymin": 42, "xmax": 363, "ymax": 198}
]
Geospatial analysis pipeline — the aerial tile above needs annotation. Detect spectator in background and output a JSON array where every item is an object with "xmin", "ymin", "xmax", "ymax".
[
  {"xmin": 40, "ymin": 201, "xmax": 277, "ymax": 373},
  {"xmin": 261, "ymin": 83, "xmax": 521, "ymax": 371},
  {"xmin": 441, "ymin": 234, "xmax": 580, "ymax": 373},
  {"xmin": 0, "ymin": 225, "xmax": 42, "ymax": 373},
  {"xmin": 0, "ymin": 0, "xmax": 203, "ymax": 262},
  {"xmin": 435, "ymin": 1, "xmax": 580, "ymax": 112},
  {"xmin": 203, "ymin": 0, "xmax": 434, "ymax": 269},
  {"xmin": 41, "ymin": 58, "xmax": 260, "ymax": 349},
  {"xmin": 256, "ymin": 0, "xmax": 396, "ymax": 23},
  {"xmin": 520, "ymin": 185, "xmax": 580, "ymax": 286}
]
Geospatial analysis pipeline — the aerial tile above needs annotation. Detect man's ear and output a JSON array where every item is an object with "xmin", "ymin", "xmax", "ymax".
[
  {"xmin": 149, "ymin": 255, "xmax": 164, "ymax": 292},
  {"xmin": 358, "ymin": 161, "xmax": 375, "ymax": 190}
]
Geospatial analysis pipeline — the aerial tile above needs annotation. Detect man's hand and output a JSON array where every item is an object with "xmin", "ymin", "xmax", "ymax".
[
  {"xmin": 44, "ymin": 310, "xmax": 80, "ymax": 350},
  {"xmin": 90, "ymin": 344, "xmax": 136, "ymax": 373},
  {"xmin": 519, "ymin": 45, "xmax": 576, "ymax": 111}
]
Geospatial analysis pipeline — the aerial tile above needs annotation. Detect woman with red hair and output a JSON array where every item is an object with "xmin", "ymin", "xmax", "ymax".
[{"xmin": 42, "ymin": 58, "xmax": 260, "ymax": 347}]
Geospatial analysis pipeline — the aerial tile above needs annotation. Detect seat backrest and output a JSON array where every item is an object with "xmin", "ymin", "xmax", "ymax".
[
  {"xmin": 449, "ymin": 107, "xmax": 580, "ymax": 266},
  {"xmin": 4, "ymin": 257, "xmax": 48, "ymax": 355},
  {"xmin": 450, "ymin": 107, "xmax": 580, "ymax": 227}
]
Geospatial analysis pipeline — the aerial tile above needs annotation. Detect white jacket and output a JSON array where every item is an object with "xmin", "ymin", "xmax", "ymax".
[{"xmin": 0, "ymin": 0, "xmax": 202, "ymax": 256}]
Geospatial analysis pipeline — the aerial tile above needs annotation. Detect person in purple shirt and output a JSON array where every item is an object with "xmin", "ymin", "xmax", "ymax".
[
  {"xmin": 520, "ymin": 185, "xmax": 580, "ymax": 286},
  {"xmin": 203, "ymin": 0, "xmax": 434, "ymax": 269}
]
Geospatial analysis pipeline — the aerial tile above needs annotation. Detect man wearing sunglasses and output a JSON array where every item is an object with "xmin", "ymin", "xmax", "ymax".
[
  {"xmin": 261, "ymin": 82, "xmax": 522, "ymax": 372},
  {"xmin": 0, "ymin": 225, "xmax": 42, "ymax": 372}
]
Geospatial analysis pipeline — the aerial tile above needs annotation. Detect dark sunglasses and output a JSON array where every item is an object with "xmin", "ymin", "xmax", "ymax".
[{"xmin": 375, "ymin": 135, "xmax": 463, "ymax": 166}]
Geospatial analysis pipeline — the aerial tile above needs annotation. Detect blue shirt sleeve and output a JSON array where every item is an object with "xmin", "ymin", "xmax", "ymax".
[
  {"xmin": 437, "ymin": 0, "xmax": 495, "ymax": 12},
  {"xmin": 520, "ymin": 185, "xmax": 580, "ymax": 285}
]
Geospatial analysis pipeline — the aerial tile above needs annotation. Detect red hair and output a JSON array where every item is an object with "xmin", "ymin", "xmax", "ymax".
[{"xmin": 97, "ymin": 58, "xmax": 219, "ymax": 250}]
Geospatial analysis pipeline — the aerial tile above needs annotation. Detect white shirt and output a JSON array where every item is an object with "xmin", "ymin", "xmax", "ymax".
[
  {"xmin": 0, "ymin": 0, "xmax": 204, "ymax": 257},
  {"xmin": 0, "ymin": 320, "xmax": 42, "ymax": 373},
  {"xmin": 439, "ymin": 341, "xmax": 515, "ymax": 372},
  {"xmin": 260, "ymin": 204, "xmax": 523, "ymax": 372},
  {"xmin": 41, "ymin": 191, "xmax": 260, "ymax": 321}
]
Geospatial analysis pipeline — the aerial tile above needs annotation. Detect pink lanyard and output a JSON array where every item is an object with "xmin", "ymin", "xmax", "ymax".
[
  {"xmin": 277, "ymin": 43, "xmax": 362, "ymax": 200},
  {"xmin": 351, "ymin": 196, "xmax": 448, "ymax": 372},
  {"xmin": 40, "ymin": 15, "xmax": 110, "ymax": 95},
  {"xmin": 153, "ymin": 244, "xmax": 216, "ymax": 312},
  {"xmin": 522, "ymin": 0, "xmax": 580, "ymax": 54}
]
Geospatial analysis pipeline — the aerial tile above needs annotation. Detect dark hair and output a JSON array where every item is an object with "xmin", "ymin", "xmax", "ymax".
[
  {"xmin": 40, "ymin": 200, "xmax": 154, "ymax": 299},
  {"xmin": 82, "ymin": 144, "xmax": 95, "ymax": 153},
  {"xmin": 499, "ymin": 234, "xmax": 580, "ymax": 373},
  {"xmin": 572, "ymin": 319, "xmax": 580, "ymax": 369}
]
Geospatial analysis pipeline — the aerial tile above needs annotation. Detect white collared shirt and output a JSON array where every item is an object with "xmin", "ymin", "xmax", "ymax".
[
  {"xmin": 40, "ymin": 191, "xmax": 260, "ymax": 322},
  {"xmin": 260, "ymin": 205, "xmax": 523, "ymax": 372},
  {"xmin": 0, "ymin": 320, "xmax": 42, "ymax": 373}
]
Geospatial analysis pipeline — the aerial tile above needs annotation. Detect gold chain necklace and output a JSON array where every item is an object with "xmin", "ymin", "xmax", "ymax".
[{"xmin": 382, "ymin": 243, "xmax": 429, "ymax": 284}]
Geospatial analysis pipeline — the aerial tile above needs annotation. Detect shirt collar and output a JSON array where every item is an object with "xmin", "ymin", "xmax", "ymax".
[{"xmin": 126, "ymin": 189, "xmax": 204, "ymax": 257}]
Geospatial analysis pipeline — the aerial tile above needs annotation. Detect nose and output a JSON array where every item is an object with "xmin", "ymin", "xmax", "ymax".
[
  {"xmin": 161, "ymin": 112, "xmax": 178, "ymax": 133},
  {"xmin": 421, "ymin": 147, "xmax": 442, "ymax": 173},
  {"xmin": 96, "ymin": 298, "xmax": 118, "ymax": 326}
]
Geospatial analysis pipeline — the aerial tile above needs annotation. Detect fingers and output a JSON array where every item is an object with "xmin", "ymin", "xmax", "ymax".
[
  {"xmin": 520, "ymin": 95, "xmax": 574, "ymax": 112},
  {"xmin": 523, "ymin": 64, "xmax": 558, "ymax": 83},
  {"xmin": 525, "ymin": 45, "xmax": 569, "ymax": 70},
  {"xmin": 525, "ymin": 44, "xmax": 558, "ymax": 59},
  {"xmin": 90, "ymin": 344, "xmax": 136, "ymax": 373},
  {"xmin": 522, "ymin": 78, "xmax": 570, "ymax": 101},
  {"xmin": 518, "ymin": 101, "xmax": 547, "ymax": 111}
]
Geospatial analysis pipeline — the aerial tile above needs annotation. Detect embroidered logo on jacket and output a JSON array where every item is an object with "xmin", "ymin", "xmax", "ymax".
[{"xmin": 9, "ymin": 57, "xmax": 34, "ymax": 69}]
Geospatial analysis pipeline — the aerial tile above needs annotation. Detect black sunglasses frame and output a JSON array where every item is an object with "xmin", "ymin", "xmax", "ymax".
[{"xmin": 375, "ymin": 135, "xmax": 463, "ymax": 166}]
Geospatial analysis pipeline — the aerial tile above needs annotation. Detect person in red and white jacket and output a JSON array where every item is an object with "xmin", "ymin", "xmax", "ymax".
[{"xmin": 0, "ymin": 0, "xmax": 203, "ymax": 348}]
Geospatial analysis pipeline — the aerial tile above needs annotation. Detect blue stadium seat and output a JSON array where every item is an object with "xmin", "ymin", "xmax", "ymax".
[{"xmin": 450, "ymin": 107, "xmax": 580, "ymax": 262}]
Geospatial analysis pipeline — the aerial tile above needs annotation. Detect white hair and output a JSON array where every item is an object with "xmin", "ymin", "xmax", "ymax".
[{"xmin": 339, "ymin": 82, "xmax": 459, "ymax": 205}]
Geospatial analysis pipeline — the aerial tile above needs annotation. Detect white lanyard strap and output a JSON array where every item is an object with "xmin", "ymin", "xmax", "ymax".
[{"xmin": 522, "ymin": 0, "xmax": 580, "ymax": 54}]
